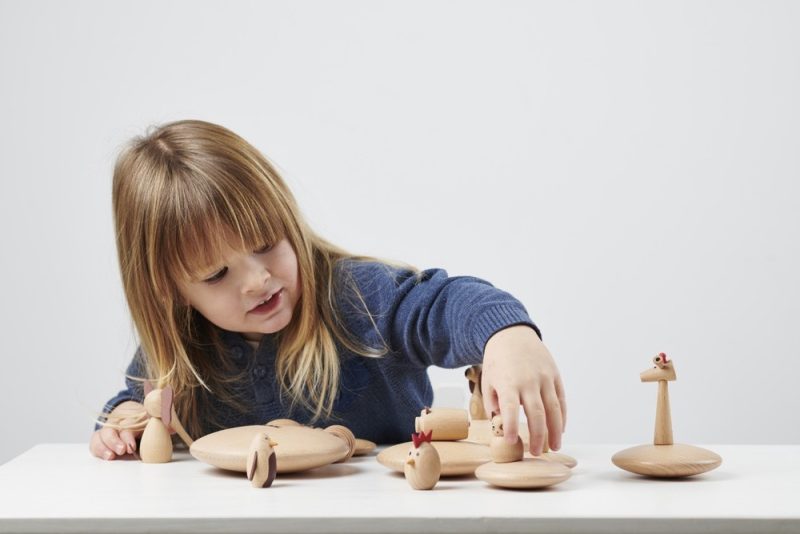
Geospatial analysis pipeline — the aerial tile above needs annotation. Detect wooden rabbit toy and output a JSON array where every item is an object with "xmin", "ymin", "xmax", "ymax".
[
  {"xmin": 612, "ymin": 353, "xmax": 722, "ymax": 477},
  {"xmin": 140, "ymin": 382, "xmax": 193, "ymax": 463},
  {"xmin": 404, "ymin": 430, "xmax": 441, "ymax": 490},
  {"xmin": 489, "ymin": 413, "xmax": 524, "ymax": 463}
]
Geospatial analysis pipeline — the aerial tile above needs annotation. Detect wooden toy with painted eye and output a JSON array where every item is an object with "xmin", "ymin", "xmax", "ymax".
[
  {"xmin": 139, "ymin": 382, "xmax": 194, "ymax": 463},
  {"xmin": 611, "ymin": 353, "xmax": 722, "ymax": 478},
  {"xmin": 474, "ymin": 411, "xmax": 571, "ymax": 489},
  {"xmin": 246, "ymin": 432, "xmax": 278, "ymax": 488},
  {"xmin": 404, "ymin": 431, "xmax": 441, "ymax": 490}
]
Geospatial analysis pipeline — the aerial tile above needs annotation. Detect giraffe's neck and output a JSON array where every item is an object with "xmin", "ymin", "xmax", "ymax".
[{"xmin": 654, "ymin": 380, "xmax": 674, "ymax": 445}]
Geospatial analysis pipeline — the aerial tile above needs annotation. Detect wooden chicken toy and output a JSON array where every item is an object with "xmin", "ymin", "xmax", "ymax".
[
  {"xmin": 404, "ymin": 431, "xmax": 442, "ymax": 490},
  {"xmin": 612, "ymin": 353, "xmax": 722, "ymax": 477},
  {"xmin": 246, "ymin": 432, "xmax": 278, "ymax": 488},
  {"xmin": 475, "ymin": 412, "xmax": 571, "ymax": 489}
]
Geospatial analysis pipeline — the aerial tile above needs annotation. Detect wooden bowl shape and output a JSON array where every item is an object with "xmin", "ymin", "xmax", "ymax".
[
  {"xmin": 378, "ymin": 441, "xmax": 490, "ymax": 476},
  {"xmin": 612, "ymin": 444, "xmax": 722, "ymax": 478},
  {"xmin": 190, "ymin": 425, "xmax": 349, "ymax": 474},
  {"xmin": 475, "ymin": 458, "xmax": 571, "ymax": 489}
]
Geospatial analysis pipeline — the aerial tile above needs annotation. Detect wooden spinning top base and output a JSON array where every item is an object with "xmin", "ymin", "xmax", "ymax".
[
  {"xmin": 612, "ymin": 443, "xmax": 722, "ymax": 478},
  {"xmin": 475, "ymin": 458, "xmax": 571, "ymax": 489},
  {"xmin": 378, "ymin": 441, "xmax": 490, "ymax": 476}
]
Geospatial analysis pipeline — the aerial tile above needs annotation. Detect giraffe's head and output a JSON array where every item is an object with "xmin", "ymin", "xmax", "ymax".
[{"xmin": 640, "ymin": 352, "xmax": 677, "ymax": 382}]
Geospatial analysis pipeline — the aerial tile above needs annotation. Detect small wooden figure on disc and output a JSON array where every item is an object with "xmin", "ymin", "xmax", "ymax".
[
  {"xmin": 247, "ymin": 432, "xmax": 278, "ymax": 488},
  {"xmin": 611, "ymin": 353, "xmax": 722, "ymax": 478},
  {"xmin": 139, "ymin": 382, "xmax": 194, "ymax": 463},
  {"xmin": 475, "ymin": 413, "xmax": 571, "ymax": 490},
  {"xmin": 404, "ymin": 431, "xmax": 441, "ymax": 490}
]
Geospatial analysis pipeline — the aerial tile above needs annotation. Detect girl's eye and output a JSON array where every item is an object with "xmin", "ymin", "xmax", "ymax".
[
  {"xmin": 255, "ymin": 243, "xmax": 273, "ymax": 254},
  {"xmin": 204, "ymin": 267, "xmax": 227, "ymax": 283}
]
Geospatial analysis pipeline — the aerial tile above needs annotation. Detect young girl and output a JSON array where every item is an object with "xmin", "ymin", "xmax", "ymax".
[{"xmin": 90, "ymin": 119, "xmax": 566, "ymax": 461}]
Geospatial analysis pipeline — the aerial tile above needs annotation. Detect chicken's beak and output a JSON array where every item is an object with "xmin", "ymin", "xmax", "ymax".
[
  {"xmin": 405, "ymin": 457, "xmax": 415, "ymax": 466},
  {"xmin": 269, "ymin": 440, "xmax": 279, "ymax": 447}
]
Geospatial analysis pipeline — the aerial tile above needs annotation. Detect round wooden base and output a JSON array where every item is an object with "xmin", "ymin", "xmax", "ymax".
[
  {"xmin": 377, "ymin": 441, "xmax": 490, "ymax": 476},
  {"xmin": 354, "ymin": 439, "xmax": 377, "ymax": 456},
  {"xmin": 475, "ymin": 458, "xmax": 571, "ymax": 489},
  {"xmin": 190, "ymin": 425, "xmax": 349, "ymax": 474},
  {"xmin": 468, "ymin": 420, "xmax": 577, "ymax": 468},
  {"xmin": 612, "ymin": 443, "xmax": 722, "ymax": 478}
]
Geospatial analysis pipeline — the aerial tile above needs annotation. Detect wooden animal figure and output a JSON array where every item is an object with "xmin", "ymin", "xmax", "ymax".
[
  {"xmin": 404, "ymin": 430, "xmax": 441, "ymax": 490},
  {"xmin": 246, "ymin": 432, "xmax": 279, "ymax": 488},
  {"xmin": 139, "ymin": 382, "xmax": 194, "ymax": 463},
  {"xmin": 415, "ymin": 407, "xmax": 469, "ymax": 441},
  {"xmin": 465, "ymin": 365, "xmax": 488, "ymax": 420},
  {"xmin": 640, "ymin": 352, "xmax": 676, "ymax": 445},
  {"xmin": 612, "ymin": 353, "xmax": 722, "ymax": 477},
  {"xmin": 489, "ymin": 413, "xmax": 523, "ymax": 463}
]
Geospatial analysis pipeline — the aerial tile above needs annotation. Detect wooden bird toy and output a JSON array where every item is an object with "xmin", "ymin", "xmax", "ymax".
[
  {"xmin": 475, "ymin": 411, "xmax": 571, "ymax": 490},
  {"xmin": 246, "ymin": 432, "xmax": 278, "ymax": 488},
  {"xmin": 612, "ymin": 353, "xmax": 722, "ymax": 478},
  {"xmin": 139, "ymin": 383, "xmax": 193, "ymax": 463},
  {"xmin": 465, "ymin": 365, "xmax": 488, "ymax": 420},
  {"xmin": 404, "ymin": 431, "xmax": 442, "ymax": 490}
]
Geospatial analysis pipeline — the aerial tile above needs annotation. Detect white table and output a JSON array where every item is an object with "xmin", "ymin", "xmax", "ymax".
[{"xmin": 0, "ymin": 444, "xmax": 797, "ymax": 533}]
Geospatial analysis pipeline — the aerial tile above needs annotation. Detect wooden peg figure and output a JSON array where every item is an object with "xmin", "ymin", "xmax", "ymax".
[
  {"xmin": 489, "ymin": 413, "xmax": 524, "ymax": 463},
  {"xmin": 415, "ymin": 407, "xmax": 469, "ymax": 441},
  {"xmin": 612, "ymin": 353, "xmax": 722, "ymax": 477},
  {"xmin": 139, "ymin": 382, "xmax": 193, "ymax": 463},
  {"xmin": 465, "ymin": 365, "xmax": 488, "ymax": 420},
  {"xmin": 247, "ymin": 432, "xmax": 279, "ymax": 488},
  {"xmin": 404, "ymin": 431, "xmax": 441, "ymax": 490}
]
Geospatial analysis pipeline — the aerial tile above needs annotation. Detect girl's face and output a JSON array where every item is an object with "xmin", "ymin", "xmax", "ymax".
[{"xmin": 177, "ymin": 237, "xmax": 301, "ymax": 342}]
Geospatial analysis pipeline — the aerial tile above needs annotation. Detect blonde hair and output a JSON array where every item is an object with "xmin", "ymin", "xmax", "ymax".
[{"xmin": 109, "ymin": 119, "xmax": 418, "ymax": 438}]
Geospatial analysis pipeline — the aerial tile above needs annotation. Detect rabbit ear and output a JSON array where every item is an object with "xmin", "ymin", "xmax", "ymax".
[
  {"xmin": 161, "ymin": 386, "xmax": 173, "ymax": 426},
  {"xmin": 143, "ymin": 380, "xmax": 153, "ymax": 397}
]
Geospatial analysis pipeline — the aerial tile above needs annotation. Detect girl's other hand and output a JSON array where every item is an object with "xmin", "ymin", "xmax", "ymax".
[
  {"xmin": 89, "ymin": 401, "xmax": 145, "ymax": 460},
  {"xmin": 481, "ymin": 325, "xmax": 567, "ymax": 456}
]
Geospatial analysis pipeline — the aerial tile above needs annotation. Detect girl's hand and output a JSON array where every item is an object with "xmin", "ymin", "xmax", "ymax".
[
  {"xmin": 89, "ymin": 401, "xmax": 145, "ymax": 460},
  {"xmin": 481, "ymin": 325, "xmax": 566, "ymax": 456}
]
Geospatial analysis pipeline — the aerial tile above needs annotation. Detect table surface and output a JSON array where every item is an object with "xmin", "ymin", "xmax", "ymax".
[{"xmin": 0, "ymin": 443, "xmax": 798, "ymax": 533}]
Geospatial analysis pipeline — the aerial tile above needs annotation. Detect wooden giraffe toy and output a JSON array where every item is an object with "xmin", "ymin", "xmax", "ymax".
[
  {"xmin": 465, "ymin": 365, "xmax": 488, "ymax": 420},
  {"xmin": 139, "ymin": 382, "xmax": 193, "ymax": 463},
  {"xmin": 404, "ymin": 431, "xmax": 441, "ymax": 490},
  {"xmin": 612, "ymin": 353, "xmax": 722, "ymax": 477}
]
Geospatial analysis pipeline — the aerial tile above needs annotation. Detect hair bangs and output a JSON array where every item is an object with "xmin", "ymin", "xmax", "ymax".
[{"xmin": 158, "ymin": 166, "xmax": 286, "ymax": 284}]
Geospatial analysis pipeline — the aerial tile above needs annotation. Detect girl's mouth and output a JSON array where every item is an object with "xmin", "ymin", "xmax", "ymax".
[{"xmin": 250, "ymin": 289, "xmax": 283, "ymax": 315}]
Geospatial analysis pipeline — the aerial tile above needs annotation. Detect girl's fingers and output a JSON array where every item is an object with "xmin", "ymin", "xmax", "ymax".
[
  {"xmin": 100, "ymin": 427, "xmax": 128, "ymax": 457},
  {"xmin": 90, "ymin": 431, "xmax": 116, "ymax": 461},
  {"xmin": 119, "ymin": 429, "xmax": 138, "ymax": 454},
  {"xmin": 498, "ymin": 393, "xmax": 522, "ymax": 444},
  {"xmin": 521, "ymin": 392, "xmax": 547, "ymax": 456},
  {"xmin": 555, "ymin": 374, "xmax": 567, "ymax": 432},
  {"xmin": 541, "ymin": 384, "xmax": 563, "ymax": 451},
  {"xmin": 481, "ymin": 379, "xmax": 500, "ymax": 419}
]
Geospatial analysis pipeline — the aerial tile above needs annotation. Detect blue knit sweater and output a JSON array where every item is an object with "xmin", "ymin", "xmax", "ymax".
[{"xmin": 99, "ymin": 259, "xmax": 539, "ymax": 444}]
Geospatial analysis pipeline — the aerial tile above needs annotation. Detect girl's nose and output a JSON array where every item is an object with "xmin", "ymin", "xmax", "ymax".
[{"xmin": 242, "ymin": 257, "xmax": 271, "ymax": 294}]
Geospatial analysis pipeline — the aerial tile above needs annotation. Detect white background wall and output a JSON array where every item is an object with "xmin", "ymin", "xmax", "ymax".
[{"xmin": 1, "ymin": 1, "xmax": 798, "ymax": 465}]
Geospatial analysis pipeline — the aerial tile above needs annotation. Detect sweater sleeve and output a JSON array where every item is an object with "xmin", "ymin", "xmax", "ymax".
[
  {"xmin": 335, "ymin": 260, "xmax": 540, "ymax": 369},
  {"xmin": 94, "ymin": 347, "xmax": 147, "ymax": 430}
]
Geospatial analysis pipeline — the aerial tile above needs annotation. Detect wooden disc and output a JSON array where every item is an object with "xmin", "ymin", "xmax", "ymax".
[
  {"xmin": 475, "ymin": 458, "xmax": 571, "ymax": 489},
  {"xmin": 612, "ymin": 443, "xmax": 722, "ymax": 478},
  {"xmin": 190, "ymin": 425, "xmax": 349, "ymax": 474},
  {"xmin": 377, "ymin": 441, "xmax": 490, "ymax": 476},
  {"xmin": 469, "ymin": 420, "xmax": 578, "ymax": 468},
  {"xmin": 353, "ymin": 439, "xmax": 376, "ymax": 456}
]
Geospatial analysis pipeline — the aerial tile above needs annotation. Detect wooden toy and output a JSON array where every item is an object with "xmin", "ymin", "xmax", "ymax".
[
  {"xmin": 325, "ymin": 425, "xmax": 357, "ymax": 462},
  {"xmin": 415, "ymin": 407, "xmax": 469, "ymax": 441},
  {"xmin": 353, "ymin": 439, "xmax": 377, "ymax": 456},
  {"xmin": 404, "ymin": 431, "xmax": 441, "ymax": 490},
  {"xmin": 190, "ymin": 424, "xmax": 352, "ymax": 474},
  {"xmin": 612, "ymin": 353, "xmax": 722, "ymax": 478},
  {"xmin": 475, "ymin": 411, "xmax": 571, "ymax": 489},
  {"xmin": 464, "ymin": 365, "xmax": 488, "ymax": 420},
  {"xmin": 378, "ymin": 440, "xmax": 491, "ymax": 476},
  {"xmin": 489, "ymin": 414, "xmax": 524, "ymax": 463},
  {"xmin": 467, "ymin": 420, "xmax": 577, "ymax": 468},
  {"xmin": 246, "ymin": 432, "xmax": 278, "ymax": 488},
  {"xmin": 139, "ymin": 383, "xmax": 193, "ymax": 463}
]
